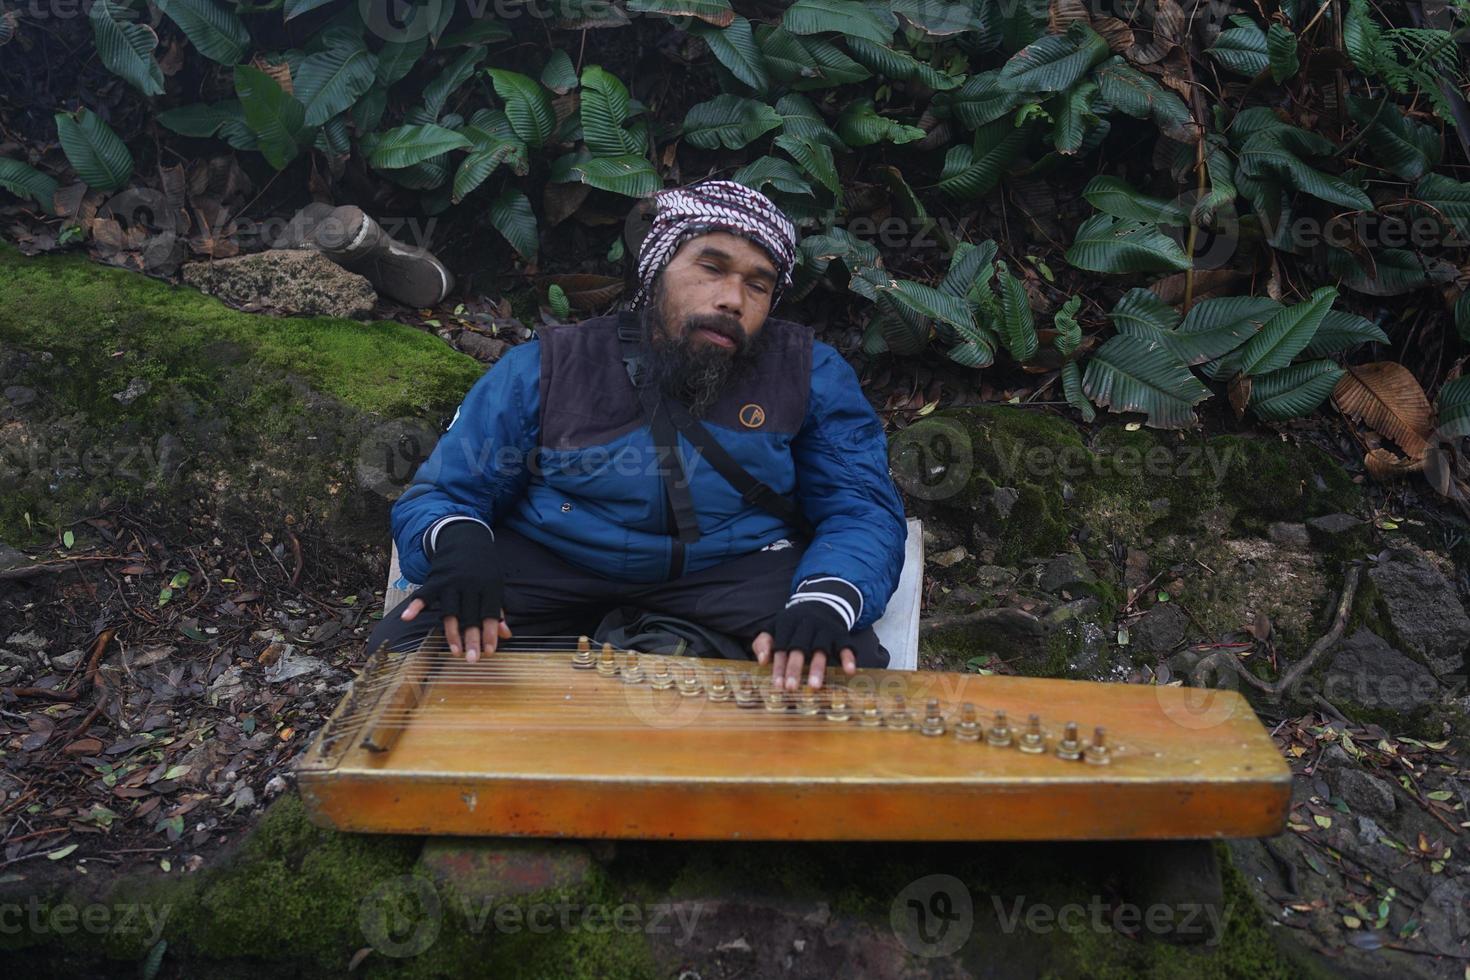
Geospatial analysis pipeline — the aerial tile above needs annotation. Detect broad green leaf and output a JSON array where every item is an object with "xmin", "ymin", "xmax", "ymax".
[
  {"xmin": 1208, "ymin": 17, "xmax": 1269, "ymax": 77},
  {"xmin": 1179, "ymin": 295, "xmax": 1280, "ymax": 372},
  {"xmin": 941, "ymin": 239, "xmax": 998, "ymax": 298},
  {"xmin": 1094, "ymin": 56, "xmax": 1194, "ymax": 141},
  {"xmin": 452, "ymin": 138, "xmax": 527, "ymax": 202},
  {"xmin": 1350, "ymin": 96, "xmax": 1440, "ymax": 180},
  {"xmin": 999, "ymin": 22, "xmax": 1110, "ymax": 94},
  {"xmin": 932, "ymin": 119, "xmax": 1027, "ymax": 200},
  {"xmin": 691, "ymin": 15, "xmax": 768, "ymax": 93},
  {"xmin": 283, "ymin": 0, "xmax": 335, "ymax": 19},
  {"xmin": 1054, "ymin": 295, "xmax": 1083, "ymax": 357},
  {"xmin": 1437, "ymin": 375, "xmax": 1470, "ymax": 437},
  {"xmin": 1300, "ymin": 310, "xmax": 1389, "ymax": 357},
  {"xmin": 486, "ymin": 68, "xmax": 556, "ymax": 147},
  {"xmin": 367, "ymin": 124, "xmax": 471, "ymax": 169},
  {"xmin": 1238, "ymin": 130, "xmax": 1372, "ymax": 210},
  {"xmin": 683, "ymin": 94, "xmax": 781, "ymax": 150},
  {"xmin": 891, "ymin": 0, "xmax": 990, "ymax": 38},
  {"xmin": 1238, "ymin": 286, "xmax": 1337, "ymax": 376},
  {"xmin": 994, "ymin": 261, "xmax": 1038, "ymax": 362},
  {"xmin": 1053, "ymin": 81, "xmax": 1101, "ymax": 155},
  {"xmin": 1082, "ymin": 175, "xmax": 1189, "ymax": 225},
  {"xmin": 422, "ymin": 49, "xmax": 487, "ymax": 124},
  {"xmin": 234, "ymin": 65, "xmax": 311, "ymax": 170},
  {"xmin": 376, "ymin": 37, "xmax": 427, "ymax": 87},
  {"xmin": 1327, "ymin": 246, "xmax": 1446, "ymax": 296},
  {"xmin": 835, "ymin": 98, "xmax": 925, "ymax": 147},
  {"xmin": 774, "ymin": 132, "xmax": 839, "ymax": 195},
  {"xmin": 1062, "ymin": 359, "xmax": 1096, "ymax": 421},
  {"xmin": 1248, "ymin": 360, "xmax": 1346, "ymax": 421},
  {"xmin": 156, "ymin": 0, "xmax": 249, "ymax": 65},
  {"xmin": 440, "ymin": 19, "xmax": 513, "ymax": 47},
  {"xmin": 540, "ymin": 49, "xmax": 578, "ymax": 94},
  {"xmin": 845, "ymin": 37, "xmax": 962, "ymax": 91},
  {"xmin": 314, "ymin": 114, "xmax": 351, "ymax": 155},
  {"xmin": 55, "ymin": 109, "xmax": 134, "ymax": 192},
  {"xmin": 1064, "ymin": 213, "xmax": 1191, "ymax": 274},
  {"xmin": 1413, "ymin": 171, "xmax": 1470, "ymax": 239},
  {"xmin": 549, "ymin": 153, "xmax": 661, "ymax": 197},
  {"xmin": 582, "ymin": 65, "xmax": 644, "ymax": 155},
  {"xmin": 627, "ymin": 0, "xmax": 734, "ymax": 26},
  {"xmin": 1109, "ymin": 289, "xmax": 1250, "ymax": 366},
  {"xmin": 775, "ymin": 94, "xmax": 843, "ymax": 149},
  {"xmin": 488, "ymin": 186, "xmax": 538, "ymax": 259},
  {"xmin": 0, "ymin": 157, "xmax": 59, "ymax": 208},
  {"xmin": 937, "ymin": 70, "xmax": 1019, "ymax": 129},
  {"xmin": 1109, "ymin": 288, "xmax": 1180, "ymax": 334},
  {"xmin": 733, "ymin": 156, "xmax": 814, "ymax": 197},
  {"xmin": 760, "ymin": 27, "xmax": 871, "ymax": 90},
  {"xmin": 294, "ymin": 34, "xmax": 377, "ymax": 127},
  {"xmin": 782, "ymin": 0, "xmax": 892, "ymax": 45},
  {"xmin": 1267, "ymin": 23, "xmax": 1299, "ymax": 83},
  {"xmin": 89, "ymin": 0, "xmax": 164, "ymax": 97},
  {"xmin": 1082, "ymin": 334, "xmax": 1213, "ymax": 428}
]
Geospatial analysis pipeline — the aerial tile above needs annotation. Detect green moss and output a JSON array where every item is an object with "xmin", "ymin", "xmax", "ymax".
[{"xmin": 1207, "ymin": 436, "xmax": 1361, "ymax": 535}]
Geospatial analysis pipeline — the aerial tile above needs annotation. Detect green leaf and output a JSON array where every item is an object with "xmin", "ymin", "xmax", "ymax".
[
  {"xmin": 999, "ymin": 22, "xmax": 1111, "ymax": 94},
  {"xmin": 1349, "ymin": 96, "xmax": 1440, "ymax": 180},
  {"xmin": 775, "ymin": 94, "xmax": 843, "ymax": 149},
  {"xmin": 994, "ymin": 261, "xmax": 1038, "ymax": 362},
  {"xmin": 539, "ymin": 50, "xmax": 578, "ymax": 94},
  {"xmin": 782, "ymin": 0, "xmax": 892, "ymax": 45},
  {"xmin": 1062, "ymin": 359, "xmax": 1096, "ymax": 421},
  {"xmin": 1208, "ymin": 17, "xmax": 1269, "ymax": 77},
  {"xmin": 1082, "ymin": 175, "xmax": 1189, "ymax": 224},
  {"xmin": 234, "ymin": 65, "xmax": 311, "ymax": 170},
  {"xmin": 1181, "ymin": 296, "xmax": 1280, "ymax": 374},
  {"xmin": 549, "ymin": 153, "xmax": 661, "ymax": 197},
  {"xmin": 691, "ymin": 15, "xmax": 768, "ymax": 93},
  {"xmin": 367, "ymin": 124, "xmax": 472, "ymax": 169},
  {"xmin": 1064, "ymin": 213, "xmax": 1191, "ymax": 274},
  {"xmin": 1238, "ymin": 286, "xmax": 1337, "ymax": 376},
  {"xmin": 760, "ymin": 27, "xmax": 871, "ymax": 90},
  {"xmin": 1248, "ymin": 360, "xmax": 1347, "ymax": 420},
  {"xmin": 627, "ymin": 0, "xmax": 734, "ymax": 25},
  {"xmin": 89, "ymin": 0, "xmax": 164, "ymax": 97},
  {"xmin": 486, "ymin": 68, "xmax": 556, "ymax": 147},
  {"xmin": 440, "ymin": 19, "xmax": 513, "ymax": 47},
  {"xmin": 941, "ymin": 239, "xmax": 998, "ymax": 299},
  {"xmin": 1437, "ymin": 375, "xmax": 1470, "ymax": 436},
  {"xmin": 1110, "ymin": 287, "xmax": 1180, "ymax": 330},
  {"xmin": 294, "ymin": 34, "xmax": 377, "ymax": 127},
  {"xmin": 283, "ymin": 0, "xmax": 335, "ymax": 19},
  {"xmin": 1267, "ymin": 23, "xmax": 1300, "ymax": 83},
  {"xmin": 55, "ymin": 109, "xmax": 134, "ymax": 192},
  {"xmin": 933, "ymin": 119, "xmax": 1027, "ymax": 200},
  {"xmin": 774, "ymin": 132, "xmax": 839, "ymax": 195},
  {"xmin": 1109, "ymin": 288, "xmax": 1250, "ymax": 366},
  {"xmin": 1053, "ymin": 80, "xmax": 1101, "ymax": 154},
  {"xmin": 683, "ymin": 94, "xmax": 782, "ymax": 150},
  {"xmin": 1093, "ymin": 56, "xmax": 1194, "ymax": 141},
  {"xmin": 1053, "ymin": 295, "xmax": 1083, "ymax": 357},
  {"xmin": 376, "ymin": 37, "xmax": 427, "ymax": 87},
  {"xmin": 1238, "ymin": 130, "xmax": 1372, "ymax": 210},
  {"xmin": 1300, "ymin": 310, "xmax": 1389, "ymax": 357},
  {"xmin": 156, "ymin": 0, "xmax": 249, "ymax": 66},
  {"xmin": 845, "ymin": 37, "xmax": 962, "ymax": 91},
  {"xmin": 938, "ymin": 70, "xmax": 1020, "ymax": 129},
  {"xmin": 63, "ymin": 530, "xmax": 75, "ymax": 549},
  {"xmin": 835, "ymin": 98, "xmax": 926, "ymax": 147},
  {"xmin": 452, "ymin": 129, "xmax": 529, "ymax": 201},
  {"xmin": 0, "ymin": 157, "xmax": 59, "ymax": 208},
  {"xmin": 488, "ymin": 186, "xmax": 537, "ymax": 260},
  {"xmin": 732, "ymin": 156, "xmax": 813, "ymax": 196},
  {"xmin": 1082, "ymin": 334, "xmax": 1213, "ymax": 429},
  {"xmin": 421, "ymin": 48, "xmax": 487, "ymax": 124},
  {"xmin": 47, "ymin": 844, "xmax": 79, "ymax": 861},
  {"xmin": 581, "ymin": 64, "xmax": 643, "ymax": 155}
]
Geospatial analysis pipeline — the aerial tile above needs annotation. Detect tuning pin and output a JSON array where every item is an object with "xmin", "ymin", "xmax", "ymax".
[
  {"xmin": 954, "ymin": 703, "xmax": 982, "ymax": 741},
  {"xmin": 764, "ymin": 684, "xmax": 790, "ymax": 711},
  {"xmin": 986, "ymin": 710, "xmax": 1013, "ymax": 747},
  {"xmin": 707, "ymin": 669, "xmax": 732, "ymax": 701},
  {"xmin": 796, "ymin": 691, "xmax": 821, "ymax": 716},
  {"xmin": 572, "ymin": 636, "xmax": 595, "ymax": 669},
  {"xmin": 1018, "ymin": 713, "xmax": 1046, "ymax": 754},
  {"xmin": 825, "ymin": 690, "xmax": 852, "ymax": 722},
  {"xmin": 650, "ymin": 659, "xmax": 675, "ymax": 690},
  {"xmin": 1084, "ymin": 726, "xmax": 1111, "ymax": 765},
  {"xmin": 920, "ymin": 698, "xmax": 945, "ymax": 737},
  {"xmin": 678, "ymin": 665, "xmax": 704, "ymax": 697},
  {"xmin": 886, "ymin": 695, "xmax": 914, "ymax": 731},
  {"xmin": 621, "ymin": 651, "xmax": 645, "ymax": 684},
  {"xmin": 596, "ymin": 642, "xmax": 619, "ymax": 676},
  {"xmin": 1056, "ymin": 721, "xmax": 1083, "ymax": 761},
  {"xmin": 859, "ymin": 695, "xmax": 884, "ymax": 727},
  {"xmin": 734, "ymin": 674, "xmax": 759, "ymax": 708}
]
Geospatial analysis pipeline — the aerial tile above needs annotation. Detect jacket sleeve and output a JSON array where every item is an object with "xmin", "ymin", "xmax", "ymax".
[
  {"xmin": 390, "ymin": 342, "xmax": 542, "ymax": 584},
  {"xmin": 788, "ymin": 341, "xmax": 907, "ymax": 631}
]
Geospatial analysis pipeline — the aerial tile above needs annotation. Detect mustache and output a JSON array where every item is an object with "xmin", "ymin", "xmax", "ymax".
[{"xmin": 684, "ymin": 313, "xmax": 743, "ymax": 344}]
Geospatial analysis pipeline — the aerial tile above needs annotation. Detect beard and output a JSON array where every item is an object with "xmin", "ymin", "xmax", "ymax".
[{"xmin": 637, "ymin": 275, "xmax": 767, "ymax": 418}]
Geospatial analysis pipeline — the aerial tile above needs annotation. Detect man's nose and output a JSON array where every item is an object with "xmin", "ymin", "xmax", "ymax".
[{"xmin": 712, "ymin": 275, "xmax": 742, "ymax": 319}]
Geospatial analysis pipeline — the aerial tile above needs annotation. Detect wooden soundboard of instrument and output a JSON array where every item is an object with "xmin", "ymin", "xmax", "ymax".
[{"xmin": 297, "ymin": 636, "xmax": 1291, "ymax": 841}]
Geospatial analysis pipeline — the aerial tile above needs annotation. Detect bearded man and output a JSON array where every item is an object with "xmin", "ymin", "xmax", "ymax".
[{"xmin": 369, "ymin": 180, "xmax": 907, "ymax": 690}]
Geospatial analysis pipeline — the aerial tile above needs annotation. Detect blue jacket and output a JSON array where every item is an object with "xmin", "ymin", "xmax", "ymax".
[{"xmin": 391, "ymin": 311, "xmax": 907, "ymax": 631}]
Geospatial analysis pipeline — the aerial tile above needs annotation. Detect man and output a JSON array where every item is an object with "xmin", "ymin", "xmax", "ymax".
[{"xmin": 369, "ymin": 180, "xmax": 907, "ymax": 690}]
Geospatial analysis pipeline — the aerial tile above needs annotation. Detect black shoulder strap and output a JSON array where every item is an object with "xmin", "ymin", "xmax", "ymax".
[{"xmin": 616, "ymin": 312, "xmax": 813, "ymax": 540}]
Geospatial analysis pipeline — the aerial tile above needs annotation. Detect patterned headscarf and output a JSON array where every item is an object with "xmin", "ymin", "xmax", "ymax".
[{"xmin": 629, "ymin": 179, "xmax": 798, "ymax": 311}]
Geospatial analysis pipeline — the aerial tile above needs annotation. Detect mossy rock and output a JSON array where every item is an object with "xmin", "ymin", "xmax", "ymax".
[
  {"xmin": 1205, "ymin": 435, "xmax": 1361, "ymax": 535},
  {"xmin": 0, "ymin": 247, "xmax": 482, "ymax": 547}
]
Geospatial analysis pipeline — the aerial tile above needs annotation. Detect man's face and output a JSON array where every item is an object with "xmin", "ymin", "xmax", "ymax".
[{"xmin": 653, "ymin": 230, "xmax": 778, "ymax": 349}]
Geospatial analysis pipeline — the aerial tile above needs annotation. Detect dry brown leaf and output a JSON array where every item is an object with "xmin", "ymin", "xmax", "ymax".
[
  {"xmin": 1332, "ymin": 362, "xmax": 1434, "ymax": 458},
  {"xmin": 1093, "ymin": 16, "xmax": 1137, "ymax": 52},
  {"xmin": 1228, "ymin": 373, "xmax": 1252, "ymax": 420},
  {"xmin": 1150, "ymin": 268, "xmax": 1243, "ymax": 304},
  {"xmin": 1363, "ymin": 446, "xmax": 1425, "ymax": 480},
  {"xmin": 551, "ymin": 91, "xmax": 580, "ymax": 127},
  {"xmin": 251, "ymin": 55, "xmax": 293, "ymax": 95},
  {"xmin": 1048, "ymin": 0, "xmax": 1089, "ymax": 33},
  {"xmin": 1128, "ymin": 0, "xmax": 1185, "ymax": 64},
  {"xmin": 543, "ymin": 180, "xmax": 590, "ymax": 229}
]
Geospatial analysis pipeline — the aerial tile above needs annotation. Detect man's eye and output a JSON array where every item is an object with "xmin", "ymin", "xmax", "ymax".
[
  {"xmin": 700, "ymin": 263, "xmax": 720, "ymax": 273},
  {"xmin": 748, "ymin": 282, "xmax": 768, "ymax": 293}
]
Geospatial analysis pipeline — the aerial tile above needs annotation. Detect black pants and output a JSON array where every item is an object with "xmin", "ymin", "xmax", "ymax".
[{"xmin": 367, "ymin": 526, "xmax": 888, "ymax": 667}]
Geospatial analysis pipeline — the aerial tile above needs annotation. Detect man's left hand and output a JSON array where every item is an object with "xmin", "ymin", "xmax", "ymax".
[{"xmin": 753, "ymin": 602, "xmax": 857, "ymax": 691}]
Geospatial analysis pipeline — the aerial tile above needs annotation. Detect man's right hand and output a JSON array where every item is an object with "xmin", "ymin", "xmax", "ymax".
[{"xmin": 399, "ymin": 520, "xmax": 510, "ymax": 662}]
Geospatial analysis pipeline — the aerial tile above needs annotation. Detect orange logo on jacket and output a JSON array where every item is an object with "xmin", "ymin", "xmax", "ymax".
[{"xmin": 739, "ymin": 404, "xmax": 766, "ymax": 428}]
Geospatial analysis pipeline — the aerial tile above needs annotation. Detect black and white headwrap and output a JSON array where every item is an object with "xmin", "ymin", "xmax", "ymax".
[{"xmin": 629, "ymin": 179, "xmax": 797, "ymax": 311}]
